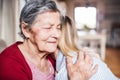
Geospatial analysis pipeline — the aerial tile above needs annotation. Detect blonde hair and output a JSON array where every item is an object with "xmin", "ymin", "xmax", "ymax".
[{"xmin": 58, "ymin": 16, "xmax": 80, "ymax": 56}]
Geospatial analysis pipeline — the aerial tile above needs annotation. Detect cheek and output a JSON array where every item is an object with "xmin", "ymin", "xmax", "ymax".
[
  {"xmin": 59, "ymin": 31, "xmax": 62, "ymax": 37},
  {"xmin": 33, "ymin": 29, "xmax": 50, "ymax": 41},
  {"xmin": 58, "ymin": 31, "xmax": 62, "ymax": 38}
]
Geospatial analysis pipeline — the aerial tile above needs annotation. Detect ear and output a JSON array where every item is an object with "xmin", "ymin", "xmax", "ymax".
[{"xmin": 21, "ymin": 22, "xmax": 30, "ymax": 38}]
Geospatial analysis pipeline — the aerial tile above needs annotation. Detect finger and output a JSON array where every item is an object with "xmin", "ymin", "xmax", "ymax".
[
  {"xmin": 76, "ymin": 51, "xmax": 84, "ymax": 64},
  {"xmin": 82, "ymin": 53, "xmax": 94, "ymax": 72},
  {"xmin": 83, "ymin": 47, "xmax": 89, "ymax": 52},
  {"xmin": 84, "ymin": 54, "xmax": 93, "ymax": 65},
  {"xmin": 89, "ymin": 64, "xmax": 98, "ymax": 77},
  {"xmin": 83, "ymin": 47, "xmax": 94, "ymax": 55},
  {"xmin": 94, "ymin": 54, "xmax": 101, "ymax": 59}
]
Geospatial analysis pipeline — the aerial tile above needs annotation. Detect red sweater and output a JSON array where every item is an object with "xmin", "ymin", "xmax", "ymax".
[{"xmin": 0, "ymin": 42, "xmax": 55, "ymax": 80}]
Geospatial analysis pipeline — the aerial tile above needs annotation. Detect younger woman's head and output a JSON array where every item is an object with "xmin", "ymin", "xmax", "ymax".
[{"xmin": 58, "ymin": 16, "xmax": 79, "ymax": 56}]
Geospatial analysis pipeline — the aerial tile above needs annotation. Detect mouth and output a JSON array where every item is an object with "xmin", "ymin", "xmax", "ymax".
[
  {"xmin": 48, "ymin": 40, "xmax": 57, "ymax": 43},
  {"xmin": 48, "ymin": 41, "xmax": 57, "ymax": 45},
  {"xmin": 49, "ymin": 41, "xmax": 57, "ymax": 44}
]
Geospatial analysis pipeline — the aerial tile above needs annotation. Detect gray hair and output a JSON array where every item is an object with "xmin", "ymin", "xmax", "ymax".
[{"xmin": 19, "ymin": 0, "xmax": 62, "ymax": 39}]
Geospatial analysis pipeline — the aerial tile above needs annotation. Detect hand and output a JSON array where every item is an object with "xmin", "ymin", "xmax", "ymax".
[
  {"xmin": 82, "ymin": 47, "xmax": 101, "ymax": 59},
  {"xmin": 66, "ymin": 51, "xmax": 98, "ymax": 80}
]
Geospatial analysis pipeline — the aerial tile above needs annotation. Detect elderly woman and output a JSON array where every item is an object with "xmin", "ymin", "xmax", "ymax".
[
  {"xmin": 0, "ymin": 0, "xmax": 97, "ymax": 80},
  {"xmin": 0, "ymin": 0, "xmax": 60, "ymax": 80}
]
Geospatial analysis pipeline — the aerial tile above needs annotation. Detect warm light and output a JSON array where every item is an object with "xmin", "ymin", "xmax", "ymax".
[{"xmin": 75, "ymin": 7, "xmax": 96, "ymax": 29}]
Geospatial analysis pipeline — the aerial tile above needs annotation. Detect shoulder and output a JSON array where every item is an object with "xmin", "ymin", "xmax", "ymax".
[
  {"xmin": 91, "ymin": 57, "xmax": 119, "ymax": 80},
  {"xmin": 0, "ymin": 41, "xmax": 22, "ymax": 54},
  {"xmin": 0, "ymin": 42, "xmax": 25, "ymax": 65},
  {"xmin": 0, "ymin": 54, "xmax": 32, "ymax": 80},
  {"xmin": 56, "ymin": 50, "xmax": 66, "ymax": 64},
  {"xmin": 0, "ymin": 42, "xmax": 32, "ymax": 80},
  {"xmin": 92, "ymin": 57, "xmax": 107, "ymax": 67}
]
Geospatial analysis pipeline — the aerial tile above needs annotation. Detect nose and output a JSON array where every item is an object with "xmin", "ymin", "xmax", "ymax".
[{"xmin": 51, "ymin": 28, "xmax": 61, "ymax": 38}]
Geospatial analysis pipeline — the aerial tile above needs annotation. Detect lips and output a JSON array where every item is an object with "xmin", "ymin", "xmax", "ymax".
[
  {"xmin": 48, "ymin": 41, "xmax": 57, "ymax": 45},
  {"xmin": 49, "ymin": 42, "xmax": 57, "ymax": 45},
  {"xmin": 49, "ymin": 41, "xmax": 56, "ymax": 43},
  {"xmin": 48, "ymin": 40, "xmax": 57, "ymax": 43}
]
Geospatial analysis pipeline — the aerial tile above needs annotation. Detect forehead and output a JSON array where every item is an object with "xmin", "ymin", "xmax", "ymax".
[{"xmin": 33, "ymin": 11, "xmax": 61, "ymax": 24}]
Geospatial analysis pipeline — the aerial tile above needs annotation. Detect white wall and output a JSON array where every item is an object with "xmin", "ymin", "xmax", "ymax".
[{"xmin": 0, "ymin": 0, "xmax": 23, "ymax": 46}]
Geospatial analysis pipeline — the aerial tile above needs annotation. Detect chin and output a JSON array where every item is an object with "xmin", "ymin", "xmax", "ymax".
[
  {"xmin": 49, "ymin": 49, "xmax": 56, "ymax": 53},
  {"xmin": 47, "ymin": 48, "xmax": 57, "ymax": 53}
]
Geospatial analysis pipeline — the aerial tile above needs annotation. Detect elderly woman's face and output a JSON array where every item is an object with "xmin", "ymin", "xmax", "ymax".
[{"xmin": 28, "ymin": 12, "xmax": 61, "ymax": 53}]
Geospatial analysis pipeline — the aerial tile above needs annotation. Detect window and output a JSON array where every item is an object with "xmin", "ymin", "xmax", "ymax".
[{"xmin": 74, "ymin": 7, "xmax": 97, "ymax": 30}]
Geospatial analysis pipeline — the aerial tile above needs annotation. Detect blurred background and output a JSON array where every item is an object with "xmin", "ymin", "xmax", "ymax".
[{"xmin": 0, "ymin": 0, "xmax": 120, "ymax": 78}]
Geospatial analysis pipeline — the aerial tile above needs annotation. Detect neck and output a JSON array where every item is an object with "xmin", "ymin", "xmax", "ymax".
[
  {"xmin": 19, "ymin": 39, "xmax": 49, "ymax": 61},
  {"xmin": 18, "ymin": 39, "xmax": 52, "ymax": 74},
  {"xmin": 54, "ymin": 49, "xmax": 58, "ymax": 59}
]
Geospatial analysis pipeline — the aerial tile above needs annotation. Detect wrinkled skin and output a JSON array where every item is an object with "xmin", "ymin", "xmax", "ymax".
[{"xmin": 66, "ymin": 51, "xmax": 98, "ymax": 80}]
